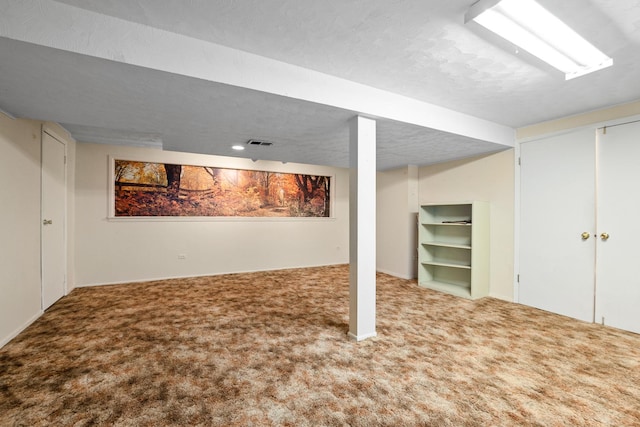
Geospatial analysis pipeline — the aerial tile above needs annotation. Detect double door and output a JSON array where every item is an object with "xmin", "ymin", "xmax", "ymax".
[{"xmin": 519, "ymin": 120, "xmax": 640, "ymax": 334}]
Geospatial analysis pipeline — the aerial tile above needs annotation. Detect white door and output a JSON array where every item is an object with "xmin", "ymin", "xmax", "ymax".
[
  {"xmin": 519, "ymin": 128, "xmax": 596, "ymax": 322},
  {"xmin": 42, "ymin": 130, "xmax": 66, "ymax": 310},
  {"xmin": 595, "ymin": 121, "xmax": 640, "ymax": 333}
]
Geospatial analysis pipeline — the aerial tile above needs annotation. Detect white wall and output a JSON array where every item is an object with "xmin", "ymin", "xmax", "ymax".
[
  {"xmin": 0, "ymin": 115, "xmax": 41, "ymax": 345},
  {"xmin": 418, "ymin": 150, "xmax": 515, "ymax": 300},
  {"xmin": 376, "ymin": 165, "xmax": 418, "ymax": 279},
  {"xmin": 0, "ymin": 114, "xmax": 76, "ymax": 347},
  {"xmin": 517, "ymin": 99, "xmax": 640, "ymax": 140},
  {"xmin": 74, "ymin": 142, "xmax": 349, "ymax": 286}
]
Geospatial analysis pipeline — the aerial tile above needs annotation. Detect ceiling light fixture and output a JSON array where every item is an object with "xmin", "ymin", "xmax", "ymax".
[
  {"xmin": 465, "ymin": 0, "xmax": 613, "ymax": 80},
  {"xmin": 231, "ymin": 145, "xmax": 245, "ymax": 151}
]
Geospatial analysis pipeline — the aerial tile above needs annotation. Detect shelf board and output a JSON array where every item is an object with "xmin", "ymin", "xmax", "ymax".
[
  {"xmin": 421, "ymin": 261, "xmax": 471, "ymax": 269},
  {"xmin": 418, "ymin": 280, "xmax": 472, "ymax": 298},
  {"xmin": 422, "ymin": 222, "xmax": 471, "ymax": 227},
  {"xmin": 422, "ymin": 241, "xmax": 471, "ymax": 250}
]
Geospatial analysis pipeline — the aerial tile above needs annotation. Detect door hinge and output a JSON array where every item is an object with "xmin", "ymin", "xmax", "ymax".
[
  {"xmin": 518, "ymin": 157, "xmax": 521, "ymax": 166},
  {"xmin": 64, "ymin": 155, "xmax": 67, "ymax": 164},
  {"xmin": 517, "ymin": 274, "xmax": 520, "ymax": 283}
]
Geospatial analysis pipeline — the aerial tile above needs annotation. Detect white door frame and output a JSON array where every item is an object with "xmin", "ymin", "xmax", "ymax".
[
  {"xmin": 41, "ymin": 125, "xmax": 68, "ymax": 309},
  {"xmin": 514, "ymin": 114, "xmax": 640, "ymax": 308}
]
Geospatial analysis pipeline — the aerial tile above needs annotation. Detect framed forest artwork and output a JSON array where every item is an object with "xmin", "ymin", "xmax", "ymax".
[{"xmin": 109, "ymin": 157, "xmax": 332, "ymax": 218}]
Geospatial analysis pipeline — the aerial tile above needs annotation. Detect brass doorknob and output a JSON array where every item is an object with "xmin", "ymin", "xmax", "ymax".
[
  {"xmin": 581, "ymin": 232, "xmax": 590, "ymax": 240},
  {"xmin": 600, "ymin": 232, "xmax": 610, "ymax": 241}
]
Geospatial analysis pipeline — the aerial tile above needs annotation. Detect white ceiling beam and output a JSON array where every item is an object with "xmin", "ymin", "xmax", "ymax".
[{"xmin": 0, "ymin": 0, "xmax": 514, "ymax": 147}]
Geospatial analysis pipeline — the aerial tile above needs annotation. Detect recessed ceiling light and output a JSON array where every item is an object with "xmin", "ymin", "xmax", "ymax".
[
  {"xmin": 231, "ymin": 145, "xmax": 245, "ymax": 151},
  {"xmin": 466, "ymin": 0, "xmax": 613, "ymax": 80}
]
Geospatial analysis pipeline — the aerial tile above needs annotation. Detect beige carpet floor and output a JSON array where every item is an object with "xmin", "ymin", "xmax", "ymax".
[{"xmin": 1, "ymin": 265, "xmax": 640, "ymax": 426}]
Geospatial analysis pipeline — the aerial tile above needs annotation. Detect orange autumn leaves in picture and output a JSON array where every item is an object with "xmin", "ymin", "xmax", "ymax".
[{"xmin": 114, "ymin": 160, "xmax": 331, "ymax": 217}]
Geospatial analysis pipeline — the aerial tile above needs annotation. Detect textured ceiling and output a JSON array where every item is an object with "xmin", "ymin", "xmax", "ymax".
[
  {"xmin": 51, "ymin": 0, "xmax": 640, "ymax": 127},
  {"xmin": 1, "ymin": 0, "xmax": 639, "ymax": 169},
  {"xmin": 0, "ymin": 37, "xmax": 504, "ymax": 169}
]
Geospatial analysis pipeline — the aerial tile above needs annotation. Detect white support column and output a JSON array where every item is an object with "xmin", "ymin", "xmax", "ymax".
[{"xmin": 348, "ymin": 116, "xmax": 377, "ymax": 341}]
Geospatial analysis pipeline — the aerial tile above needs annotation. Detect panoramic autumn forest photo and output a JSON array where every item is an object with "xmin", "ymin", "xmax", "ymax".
[{"xmin": 114, "ymin": 160, "xmax": 331, "ymax": 217}]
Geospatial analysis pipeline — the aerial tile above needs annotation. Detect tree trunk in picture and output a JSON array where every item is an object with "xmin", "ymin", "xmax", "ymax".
[
  {"xmin": 294, "ymin": 174, "xmax": 315, "ymax": 203},
  {"xmin": 164, "ymin": 164, "xmax": 182, "ymax": 196},
  {"xmin": 257, "ymin": 171, "xmax": 273, "ymax": 206},
  {"xmin": 293, "ymin": 174, "xmax": 330, "ymax": 216},
  {"xmin": 203, "ymin": 167, "xmax": 219, "ymax": 186},
  {"xmin": 323, "ymin": 177, "xmax": 330, "ymax": 217}
]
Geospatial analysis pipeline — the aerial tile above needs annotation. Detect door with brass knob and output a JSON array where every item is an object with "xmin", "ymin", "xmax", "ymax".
[
  {"xmin": 519, "ymin": 127, "xmax": 596, "ymax": 323},
  {"xmin": 520, "ymin": 120, "xmax": 640, "ymax": 334},
  {"xmin": 595, "ymin": 120, "xmax": 640, "ymax": 334}
]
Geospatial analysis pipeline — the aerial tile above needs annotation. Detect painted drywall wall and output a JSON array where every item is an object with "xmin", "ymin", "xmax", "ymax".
[
  {"xmin": 0, "ymin": 115, "xmax": 76, "ymax": 347},
  {"xmin": 74, "ymin": 142, "xmax": 349, "ymax": 286},
  {"xmin": 0, "ymin": 114, "xmax": 42, "ymax": 346},
  {"xmin": 418, "ymin": 150, "xmax": 515, "ymax": 301},
  {"xmin": 376, "ymin": 165, "xmax": 418, "ymax": 279},
  {"xmin": 517, "ymin": 99, "xmax": 640, "ymax": 140}
]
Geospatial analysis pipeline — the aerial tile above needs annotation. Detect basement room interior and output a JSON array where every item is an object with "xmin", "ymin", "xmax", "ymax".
[{"xmin": 2, "ymin": 0, "xmax": 640, "ymax": 425}]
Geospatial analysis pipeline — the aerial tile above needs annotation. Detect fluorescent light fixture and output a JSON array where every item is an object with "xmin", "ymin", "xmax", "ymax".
[
  {"xmin": 465, "ymin": 0, "xmax": 612, "ymax": 80},
  {"xmin": 231, "ymin": 145, "xmax": 245, "ymax": 151}
]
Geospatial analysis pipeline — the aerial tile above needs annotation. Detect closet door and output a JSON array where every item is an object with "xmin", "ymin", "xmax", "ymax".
[
  {"xmin": 519, "ymin": 128, "xmax": 596, "ymax": 322},
  {"xmin": 42, "ymin": 131, "xmax": 66, "ymax": 309},
  {"xmin": 595, "ymin": 121, "xmax": 640, "ymax": 334}
]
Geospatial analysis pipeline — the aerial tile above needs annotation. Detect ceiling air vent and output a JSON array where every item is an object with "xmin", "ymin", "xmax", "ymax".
[{"xmin": 247, "ymin": 139, "xmax": 273, "ymax": 146}]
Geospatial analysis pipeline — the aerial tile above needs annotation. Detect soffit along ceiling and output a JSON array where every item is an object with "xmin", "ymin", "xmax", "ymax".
[{"xmin": 1, "ymin": 0, "xmax": 640, "ymax": 169}]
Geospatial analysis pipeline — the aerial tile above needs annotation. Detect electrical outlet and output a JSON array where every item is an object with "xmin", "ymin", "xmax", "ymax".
[{"xmin": 177, "ymin": 254, "xmax": 187, "ymax": 260}]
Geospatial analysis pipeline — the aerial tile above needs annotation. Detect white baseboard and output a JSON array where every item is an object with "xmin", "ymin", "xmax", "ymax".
[
  {"xmin": 489, "ymin": 292, "xmax": 514, "ymax": 302},
  {"xmin": 77, "ymin": 265, "xmax": 417, "ymax": 289},
  {"xmin": 376, "ymin": 267, "xmax": 416, "ymax": 280},
  {"xmin": 75, "ymin": 263, "xmax": 348, "ymax": 288},
  {"xmin": 1, "ymin": 310, "xmax": 43, "ymax": 349},
  {"xmin": 347, "ymin": 331, "xmax": 377, "ymax": 341}
]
